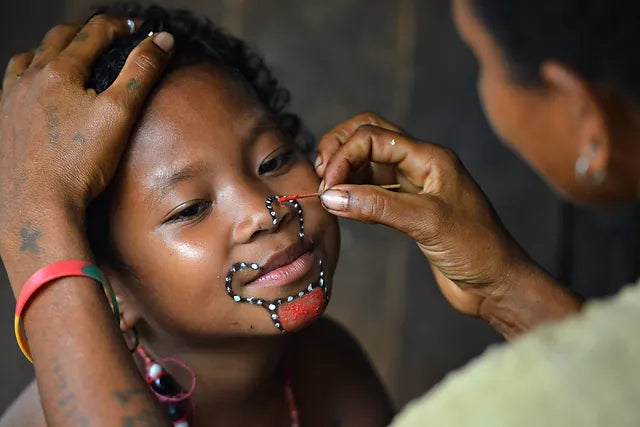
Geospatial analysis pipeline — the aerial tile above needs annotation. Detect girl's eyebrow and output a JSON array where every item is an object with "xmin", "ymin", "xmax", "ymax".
[
  {"xmin": 242, "ymin": 110, "xmax": 280, "ymax": 148},
  {"xmin": 242, "ymin": 116, "xmax": 280, "ymax": 147},
  {"xmin": 147, "ymin": 161, "xmax": 209, "ymax": 208}
]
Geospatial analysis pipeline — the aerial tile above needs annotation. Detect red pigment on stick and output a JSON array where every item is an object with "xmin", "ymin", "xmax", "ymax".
[
  {"xmin": 278, "ymin": 288, "xmax": 326, "ymax": 331},
  {"xmin": 277, "ymin": 193, "xmax": 319, "ymax": 203}
]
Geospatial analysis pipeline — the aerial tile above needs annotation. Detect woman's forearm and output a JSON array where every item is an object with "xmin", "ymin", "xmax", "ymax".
[
  {"xmin": 479, "ymin": 263, "xmax": 583, "ymax": 340},
  {"xmin": 1, "ymin": 213, "xmax": 168, "ymax": 426}
]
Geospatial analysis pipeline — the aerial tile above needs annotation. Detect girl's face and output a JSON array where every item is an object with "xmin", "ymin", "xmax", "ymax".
[{"xmin": 108, "ymin": 64, "xmax": 340, "ymax": 343}]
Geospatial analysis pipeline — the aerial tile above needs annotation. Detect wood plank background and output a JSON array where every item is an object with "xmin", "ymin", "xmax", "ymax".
[{"xmin": 1, "ymin": 0, "xmax": 638, "ymax": 412}]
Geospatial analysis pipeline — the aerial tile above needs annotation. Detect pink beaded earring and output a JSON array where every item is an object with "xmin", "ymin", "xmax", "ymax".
[{"xmin": 127, "ymin": 327, "xmax": 196, "ymax": 427}]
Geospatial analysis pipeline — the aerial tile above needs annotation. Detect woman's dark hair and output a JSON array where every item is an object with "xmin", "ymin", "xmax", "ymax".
[
  {"xmin": 86, "ymin": 2, "xmax": 310, "ymax": 266},
  {"xmin": 468, "ymin": 0, "xmax": 640, "ymax": 103}
]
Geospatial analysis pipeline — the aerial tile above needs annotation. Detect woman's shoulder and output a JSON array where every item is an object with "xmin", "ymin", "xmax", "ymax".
[
  {"xmin": 0, "ymin": 379, "xmax": 46, "ymax": 427},
  {"xmin": 391, "ymin": 282, "xmax": 640, "ymax": 426},
  {"xmin": 289, "ymin": 316, "xmax": 394, "ymax": 427}
]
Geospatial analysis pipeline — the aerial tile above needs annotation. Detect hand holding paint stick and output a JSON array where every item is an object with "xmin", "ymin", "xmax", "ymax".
[
  {"xmin": 313, "ymin": 112, "xmax": 574, "ymax": 336},
  {"xmin": 276, "ymin": 184, "xmax": 401, "ymax": 204}
]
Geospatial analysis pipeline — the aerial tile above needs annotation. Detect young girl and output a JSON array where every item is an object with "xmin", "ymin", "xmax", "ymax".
[{"xmin": 0, "ymin": 3, "xmax": 392, "ymax": 426}]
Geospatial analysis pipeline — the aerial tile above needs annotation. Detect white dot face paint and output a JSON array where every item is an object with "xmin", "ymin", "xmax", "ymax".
[{"xmin": 222, "ymin": 196, "xmax": 329, "ymax": 333}]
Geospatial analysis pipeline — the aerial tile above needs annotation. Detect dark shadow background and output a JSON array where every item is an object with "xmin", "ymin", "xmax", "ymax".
[{"xmin": 1, "ymin": 0, "xmax": 638, "ymax": 412}]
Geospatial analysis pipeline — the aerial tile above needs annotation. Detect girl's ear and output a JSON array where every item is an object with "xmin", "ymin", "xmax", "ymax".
[{"xmin": 101, "ymin": 265, "xmax": 142, "ymax": 331}]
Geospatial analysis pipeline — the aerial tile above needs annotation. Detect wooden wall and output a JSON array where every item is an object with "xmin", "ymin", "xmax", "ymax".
[{"xmin": 1, "ymin": 0, "xmax": 638, "ymax": 412}]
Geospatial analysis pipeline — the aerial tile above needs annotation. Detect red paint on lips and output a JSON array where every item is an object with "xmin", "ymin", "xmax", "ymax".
[{"xmin": 245, "ymin": 251, "xmax": 315, "ymax": 289}]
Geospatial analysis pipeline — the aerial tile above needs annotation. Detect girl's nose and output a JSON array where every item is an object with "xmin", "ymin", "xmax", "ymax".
[{"xmin": 230, "ymin": 185, "xmax": 292, "ymax": 244}]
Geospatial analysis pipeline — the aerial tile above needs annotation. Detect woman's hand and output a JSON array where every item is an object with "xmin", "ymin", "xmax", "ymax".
[
  {"xmin": 0, "ymin": 18, "xmax": 174, "ymax": 426},
  {"xmin": 317, "ymin": 113, "xmax": 581, "ymax": 338},
  {"xmin": 0, "ymin": 16, "xmax": 173, "ymax": 292}
]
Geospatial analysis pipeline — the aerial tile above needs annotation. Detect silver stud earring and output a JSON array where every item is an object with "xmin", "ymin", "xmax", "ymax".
[
  {"xmin": 574, "ymin": 155, "xmax": 590, "ymax": 181},
  {"xmin": 574, "ymin": 141, "xmax": 606, "ymax": 185}
]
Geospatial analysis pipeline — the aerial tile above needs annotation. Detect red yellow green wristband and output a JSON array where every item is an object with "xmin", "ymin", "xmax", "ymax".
[{"xmin": 14, "ymin": 260, "xmax": 119, "ymax": 363}]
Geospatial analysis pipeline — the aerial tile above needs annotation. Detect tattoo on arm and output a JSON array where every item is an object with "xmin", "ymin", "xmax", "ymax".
[
  {"xmin": 45, "ymin": 105, "xmax": 60, "ymax": 145},
  {"xmin": 114, "ymin": 386, "xmax": 167, "ymax": 426},
  {"xmin": 113, "ymin": 387, "xmax": 149, "ymax": 404},
  {"xmin": 74, "ymin": 32, "xmax": 90, "ymax": 42},
  {"xmin": 121, "ymin": 410, "xmax": 159, "ymax": 427},
  {"xmin": 72, "ymin": 133, "xmax": 86, "ymax": 143},
  {"xmin": 50, "ymin": 357, "xmax": 90, "ymax": 425},
  {"xmin": 20, "ymin": 227, "xmax": 41, "ymax": 254},
  {"xmin": 126, "ymin": 78, "xmax": 140, "ymax": 90}
]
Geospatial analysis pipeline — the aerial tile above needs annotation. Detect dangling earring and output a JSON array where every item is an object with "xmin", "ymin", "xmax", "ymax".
[
  {"xmin": 575, "ymin": 141, "xmax": 607, "ymax": 185},
  {"xmin": 125, "ymin": 326, "xmax": 196, "ymax": 427}
]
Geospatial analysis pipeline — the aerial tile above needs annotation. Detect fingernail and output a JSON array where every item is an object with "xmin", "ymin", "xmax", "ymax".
[
  {"xmin": 318, "ymin": 179, "xmax": 325, "ymax": 192},
  {"xmin": 153, "ymin": 32, "xmax": 174, "ymax": 53},
  {"xmin": 314, "ymin": 154, "xmax": 323, "ymax": 169},
  {"xmin": 321, "ymin": 189, "xmax": 349, "ymax": 211}
]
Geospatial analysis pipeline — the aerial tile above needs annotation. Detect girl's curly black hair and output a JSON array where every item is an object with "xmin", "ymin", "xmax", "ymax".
[
  {"xmin": 86, "ymin": 2, "xmax": 311, "ymax": 267},
  {"xmin": 89, "ymin": 2, "xmax": 311, "ymax": 152}
]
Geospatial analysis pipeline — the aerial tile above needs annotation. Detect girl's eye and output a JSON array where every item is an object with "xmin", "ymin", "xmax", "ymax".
[
  {"xmin": 258, "ymin": 150, "xmax": 295, "ymax": 175},
  {"xmin": 166, "ymin": 201, "xmax": 211, "ymax": 223}
]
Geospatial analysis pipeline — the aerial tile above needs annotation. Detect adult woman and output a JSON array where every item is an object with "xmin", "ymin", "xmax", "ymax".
[
  {"xmin": 316, "ymin": 1, "xmax": 640, "ymax": 424},
  {"xmin": 1, "ymin": 0, "xmax": 639, "ymax": 426}
]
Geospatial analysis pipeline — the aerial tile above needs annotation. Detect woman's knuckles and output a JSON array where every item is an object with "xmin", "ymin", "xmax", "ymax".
[
  {"xmin": 131, "ymin": 51, "xmax": 161, "ymax": 75},
  {"xmin": 86, "ymin": 14, "xmax": 123, "ymax": 36}
]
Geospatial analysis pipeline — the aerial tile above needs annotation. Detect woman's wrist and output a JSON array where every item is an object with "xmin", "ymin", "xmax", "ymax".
[
  {"xmin": 2, "ymin": 209, "xmax": 168, "ymax": 425},
  {"xmin": 479, "ymin": 261, "xmax": 583, "ymax": 339},
  {"xmin": 0, "ymin": 206, "xmax": 91, "ymax": 296}
]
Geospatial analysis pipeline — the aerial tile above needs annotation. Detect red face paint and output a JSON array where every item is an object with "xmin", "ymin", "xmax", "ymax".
[{"xmin": 278, "ymin": 287, "xmax": 327, "ymax": 332}]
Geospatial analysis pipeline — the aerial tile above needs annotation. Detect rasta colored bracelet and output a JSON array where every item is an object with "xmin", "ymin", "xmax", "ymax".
[{"xmin": 14, "ymin": 260, "xmax": 119, "ymax": 363}]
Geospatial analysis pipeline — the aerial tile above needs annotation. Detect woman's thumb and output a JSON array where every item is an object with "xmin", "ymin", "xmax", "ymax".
[{"xmin": 320, "ymin": 184, "xmax": 438, "ymax": 239}]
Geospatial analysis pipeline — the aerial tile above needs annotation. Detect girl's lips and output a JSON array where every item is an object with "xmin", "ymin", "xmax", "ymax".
[{"xmin": 245, "ymin": 251, "xmax": 316, "ymax": 290}]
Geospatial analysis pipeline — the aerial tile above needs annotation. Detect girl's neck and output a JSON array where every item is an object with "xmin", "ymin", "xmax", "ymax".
[{"xmin": 140, "ymin": 333, "xmax": 289, "ymax": 423}]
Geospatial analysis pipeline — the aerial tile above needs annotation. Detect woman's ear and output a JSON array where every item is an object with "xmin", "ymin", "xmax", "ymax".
[
  {"xmin": 101, "ymin": 265, "xmax": 142, "ymax": 331},
  {"xmin": 541, "ymin": 61, "xmax": 611, "ymax": 183}
]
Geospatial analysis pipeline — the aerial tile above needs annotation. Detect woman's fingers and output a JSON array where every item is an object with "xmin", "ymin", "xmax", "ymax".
[
  {"xmin": 320, "ymin": 183, "xmax": 441, "ymax": 243},
  {"xmin": 316, "ymin": 112, "xmax": 401, "ymax": 177},
  {"xmin": 30, "ymin": 24, "xmax": 81, "ymax": 69},
  {"xmin": 101, "ymin": 32, "xmax": 174, "ymax": 118},
  {"xmin": 2, "ymin": 51, "xmax": 34, "ymax": 91},
  {"xmin": 55, "ymin": 15, "xmax": 136, "ymax": 81},
  {"xmin": 321, "ymin": 125, "xmax": 444, "ymax": 192}
]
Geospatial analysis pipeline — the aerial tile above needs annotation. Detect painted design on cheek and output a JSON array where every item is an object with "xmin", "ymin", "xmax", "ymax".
[{"xmin": 224, "ymin": 196, "xmax": 329, "ymax": 333}]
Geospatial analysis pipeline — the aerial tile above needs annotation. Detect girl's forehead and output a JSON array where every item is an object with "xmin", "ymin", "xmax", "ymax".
[
  {"xmin": 126, "ymin": 64, "xmax": 267, "ymax": 167},
  {"xmin": 150, "ymin": 64, "xmax": 261, "ymax": 129}
]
